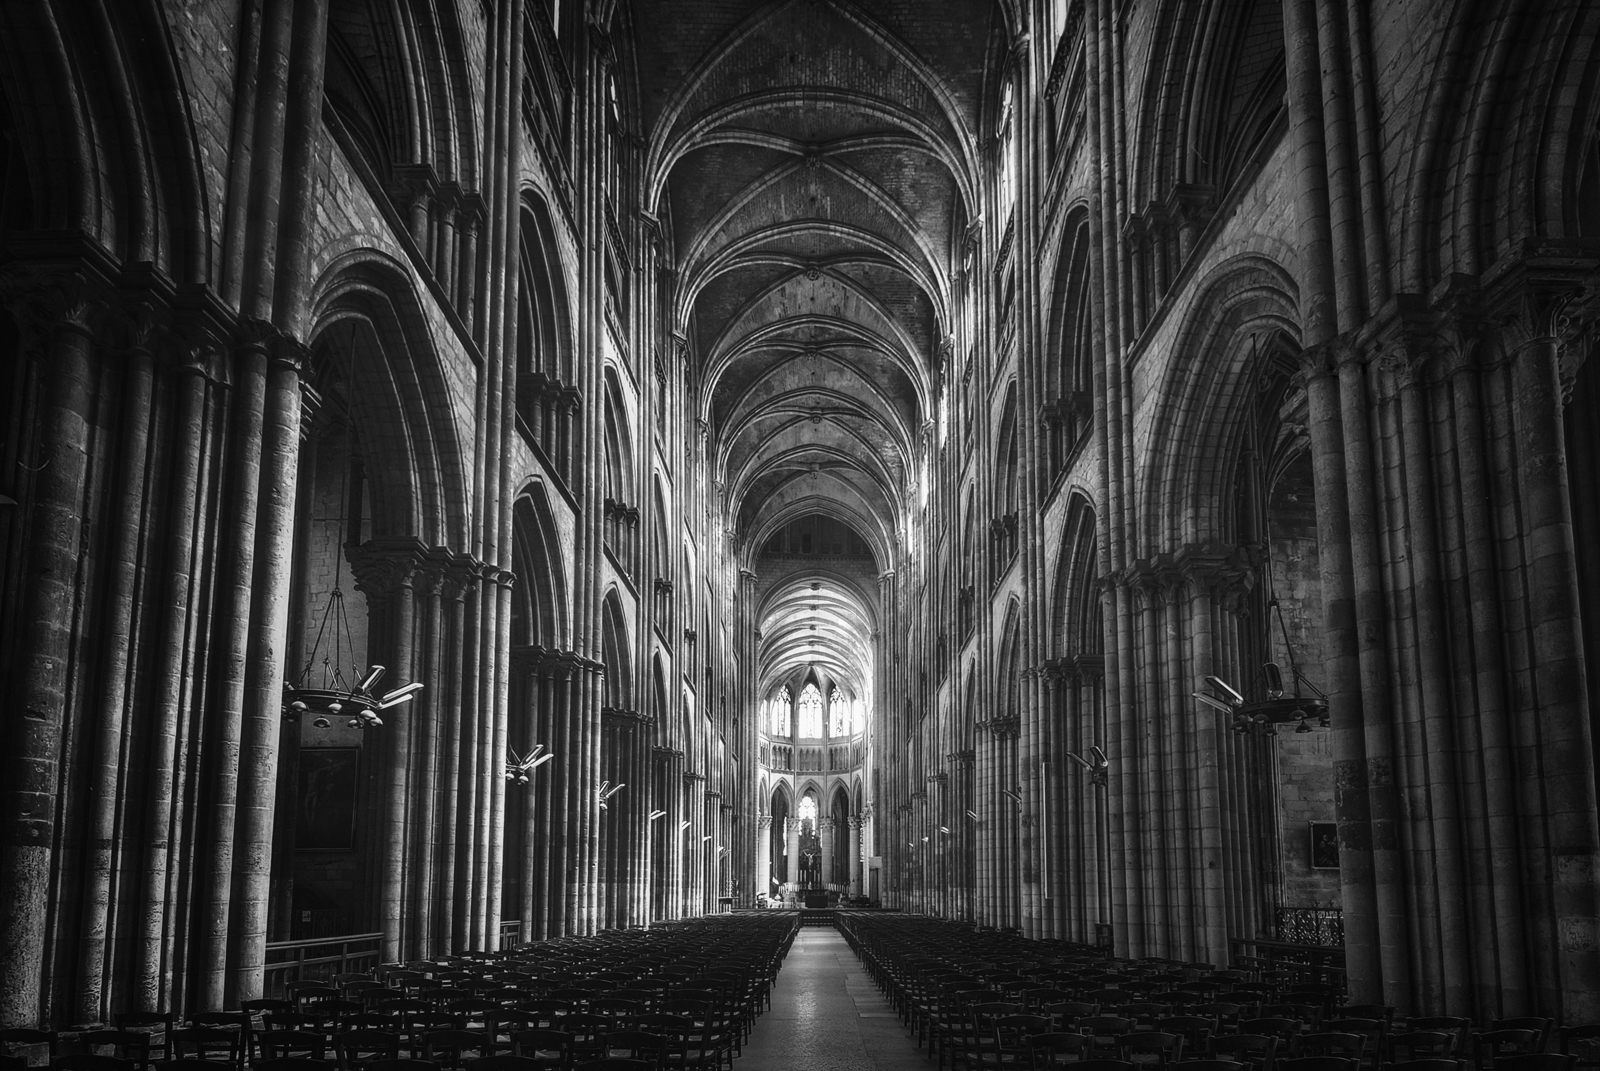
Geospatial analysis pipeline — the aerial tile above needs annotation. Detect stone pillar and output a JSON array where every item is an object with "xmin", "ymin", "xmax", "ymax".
[
  {"xmin": 785, "ymin": 817, "xmax": 801, "ymax": 900},
  {"xmin": 756, "ymin": 815, "xmax": 772, "ymax": 901},
  {"xmin": 0, "ymin": 266, "xmax": 105, "ymax": 1028},
  {"xmin": 848, "ymin": 816, "xmax": 863, "ymax": 897},
  {"xmin": 819, "ymin": 816, "xmax": 836, "ymax": 888}
]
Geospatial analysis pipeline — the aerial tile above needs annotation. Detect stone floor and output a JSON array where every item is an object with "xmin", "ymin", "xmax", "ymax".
[{"xmin": 738, "ymin": 927, "xmax": 928, "ymax": 1071}]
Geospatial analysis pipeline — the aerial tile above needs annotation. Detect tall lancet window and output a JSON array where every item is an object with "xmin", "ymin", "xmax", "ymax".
[
  {"xmin": 797, "ymin": 683, "xmax": 824, "ymax": 737},
  {"xmin": 997, "ymin": 80, "xmax": 1017, "ymax": 222},
  {"xmin": 829, "ymin": 688, "xmax": 848, "ymax": 736},
  {"xmin": 772, "ymin": 686, "xmax": 792, "ymax": 736}
]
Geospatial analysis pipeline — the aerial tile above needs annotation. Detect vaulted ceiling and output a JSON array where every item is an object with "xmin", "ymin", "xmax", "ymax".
[
  {"xmin": 756, "ymin": 574, "xmax": 878, "ymax": 696},
  {"xmin": 635, "ymin": 0, "xmax": 1004, "ymax": 581}
]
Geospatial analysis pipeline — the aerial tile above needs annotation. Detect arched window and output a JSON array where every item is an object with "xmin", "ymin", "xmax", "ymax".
[
  {"xmin": 771, "ymin": 687, "xmax": 792, "ymax": 736},
  {"xmin": 829, "ymin": 688, "xmax": 848, "ymax": 736},
  {"xmin": 798, "ymin": 793, "xmax": 818, "ymax": 828},
  {"xmin": 997, "ymin": 80, "xmax": 1016, "ymax": 222},
  {"xmin": 853, "ymin": 699, "xmax": 866, "ymax": 734},
  {"xmin": 797, "ymin": 683, "xmax": 824, "ymax": 737}
]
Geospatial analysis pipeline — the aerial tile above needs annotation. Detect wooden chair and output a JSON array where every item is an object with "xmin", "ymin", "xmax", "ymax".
[
  {"xmin": 253, "ymin": 1059, "xmax": 332, "ymax": 1071},
  {"xmin": 1032, "ymin": 1032, "xmax": 1094, "ymax": 1068},
  {"xmin": 1409, "ymin": 1021, "xmax": 1473, "ymax": 1057},
  {"xmin": 254, "ymin": 1031, "xmax": 329, "ymax": 1065},
  {"xmin": 1159, "ymin": 1019, "xmax": 1215, "ymax": 1054},
  {"xmin": 168, "ymin": 1029, "xmax": 240, "ymax": 1067},
  {"xmin": 1386, "ymin": 1060, "xmax": 1461, "ymax": 1071},
  {"xmin": 418, "ymin": 1033, "xmax": 490, "ymax": 1071},
  {"xmin": 1560, "ymin": 1027, "xmax": 1600, "ymax": 1071},
  {"xmin": 1120, "ymin": 1032, "xmax": 1185, "ymax": 1070},
  {"xmin": 1492, "ymin": 1022, "xmax": 1555, "ymax": 1055},
  {"xmin": 1495, "ymin": 1059, "xmax": 1577, "ymax": 1071},
  {"xmin": 0, "ymin": 1031, "xmax": 57, "ymax": 1069},
  {"xmin": 1388, "ymin": 1033, "xmax": 1458, "ymax": 1064},
  {"xmin": 1476, "ymin": 1031, "xmax": 1543, "ymax": 1071},
  {"xmin": 1078, "ymin": 1017, "xmax": 1134, "ymax": 1061},
  {"xmin": 1276, "ymin": 1058, "xmax": 1358, "ymax": 1071},
  {"xmin": 53, "ymin": 1059, "xmax": 134, "ymax": 1071},
  {"xmin": 336, "ymin": 1031, "xmax": 401, "ymax": 1071},
  {"xmin": 507, "ymin": 1030, "xmax": 571, "ymax": 1070},
  {"xmin": 596, "ymin": 1030, "xmax": 665, "ymax": 1067},
  {"xmin": 1293, "ymin": 1034, "xmax": 1365, "ymax": 1063},
  {"xmin": 82, "ymin": 1032, "xmax": 153, "ymax": 1071},
  {"xmin": 114, "ymin": 1015, "xmax": 176, "ymax": 1067},
  {"xmin": 1211, "ymin": 1034, "xmax": 1279, "ymax": 1071},
  {"xmin": 988, "ymin": 1014, "xmax": 1052, "ymax": 1070}
]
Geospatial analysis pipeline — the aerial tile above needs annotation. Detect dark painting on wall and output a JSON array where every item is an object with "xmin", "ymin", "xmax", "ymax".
[
  {"xmin": 297, "ymin": 748, "xmax": 359, "ymax": 851},
  {"xmin": 1310, "ymin": 820, "xmax": 1340, "ymax": 870}
]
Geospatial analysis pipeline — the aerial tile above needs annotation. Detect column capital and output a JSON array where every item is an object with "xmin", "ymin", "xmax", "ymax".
[
  {"xmin": 345, "ymin": 539, "xmax": 429, "ymax": 602},
  {"xmin": 0, "ymin": 262, "xmax": 111, "ymax": 353}
]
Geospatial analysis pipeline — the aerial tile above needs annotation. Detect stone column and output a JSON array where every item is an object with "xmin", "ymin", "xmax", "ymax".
[
  {"xmin": 819, "ymin": 816, "xmax": 836, "ymax": 888},
  {"xmin": 785, "ymin": 817, "xmax": 801, "ymax": 900},
  {"xmin": 848, "ymin": 816, "xmax": 863, "ymax": 897},
  {"xmin": 755, "ymin": 815, "xmax": 772, "ymax": 902},
  {"xmin": 0, "ymin": 266, "xmax": 104, "ymax": 1028}
]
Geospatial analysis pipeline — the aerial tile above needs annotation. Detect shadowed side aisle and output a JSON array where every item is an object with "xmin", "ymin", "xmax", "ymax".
[{"xmin": 737, "ymin": 926, "xmax": 928, "ymax": 1071}]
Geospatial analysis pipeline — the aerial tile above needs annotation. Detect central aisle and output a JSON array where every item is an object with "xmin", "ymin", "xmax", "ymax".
[{"xmin": 739, "ymin": 926, "xmax": 927, "ymax": 1071}]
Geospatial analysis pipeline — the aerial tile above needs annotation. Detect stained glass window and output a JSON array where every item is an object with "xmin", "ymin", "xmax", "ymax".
[
  {"xmin": 772, "ymin": 686, "xmax": 791, "ymax": 736},
  {"xmin": 797, "ymin": 682, "xmax": 824, "ymax": 737}
]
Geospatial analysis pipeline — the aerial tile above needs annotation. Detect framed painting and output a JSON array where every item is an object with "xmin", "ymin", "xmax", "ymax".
[
  {"xmin": 297, "ymin": 747, "xmax": 360, "ymax": 851},
  {"xmin": 1309, "ymin": 820, "xmax": 1340, "ymax": 870}
]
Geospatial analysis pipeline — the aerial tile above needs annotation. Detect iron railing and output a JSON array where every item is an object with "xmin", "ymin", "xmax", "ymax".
[
  {"xmin": 263, "ymin": 932, "xmax": 383, "ymax": 998},
  {"xmin": 1274, "ymin": 906, "xmax": 1344, "ymax": 946}
]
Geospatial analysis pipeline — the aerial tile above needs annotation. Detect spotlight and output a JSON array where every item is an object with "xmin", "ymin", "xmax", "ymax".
[{"xmin": 1205, "ymin": 675, "xmax": 1245, "ymax": 705}]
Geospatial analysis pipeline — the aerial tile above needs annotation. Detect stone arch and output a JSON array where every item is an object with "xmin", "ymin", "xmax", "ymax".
[
  {"xmin": 1051, "ymin": 493, "xmax": 1102, "ymax": 659},
  {"xmin": 518, "ymin": 194, "xmax": 577, "ymax": 384},
  {"xmin": 1130, "ymin": 0, "xmax": 1285, "ymax": 212},
  {"xmin": 1140, "ymin": 254, "xmax": 1301, "ymax": 554},
  {"xmin": 995, "ymin": 597, "xmax": 1024, "ymax": 725},
  {"xmin": 600, "ymin": 588, "xmax": 632, "ymax": 711},
  {"xmin": 1401, "ymin": 2, "xmax": 1600, "ymax": 289},
  {"xmin": 1042, "ymin": 208, "xmax": 1095, "ymax": 480},
  {"xmin": 308, "ymin": 251, "xmax": 472, "ymax": 550},
  {"xmin": 0, "ymin": 4, "xmax": 210, "ymax": 284},
  {"xmin": 511, "ymin": 485, "xmax": 570, "ymax": 649}
]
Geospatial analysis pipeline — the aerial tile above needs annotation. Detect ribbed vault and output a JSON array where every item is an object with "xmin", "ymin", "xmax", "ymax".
[
  {"xmin": 636, "ymin": 0, "xmax": 1001, "ymax": 579},
  {"xmin": 756, "ymin": 572, "xmax": 877, "ymax": 698}
]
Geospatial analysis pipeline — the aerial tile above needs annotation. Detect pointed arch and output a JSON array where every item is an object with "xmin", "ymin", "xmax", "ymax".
[
  {"xmin": 1051, "ymin": 493, "xmax": 1102, "ymax": 658},
  {"xmin": 996, "ymin": 597, "xmax": 1023, "ymax": 725},
  {"xmin": 511, "ymin": 484, "xmax": 571, "ymax": 648},
  {"xmin": 600, "ymin": 588, "xmax": 632, "ymax": 711}
]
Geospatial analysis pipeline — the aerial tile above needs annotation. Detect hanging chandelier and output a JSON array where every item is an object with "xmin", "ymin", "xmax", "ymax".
[
  {"xmin": 506, "ymin": 744, "xmax": 554, "ymax": 783},
  {"xmin": 281, "ymin": 422, "xmax": 420, "ymax": 729},
  {"xmin": 1193, "ymin": 597, "xmax": 1328, "ymax": 735},
  {"xmin": 281, "ymin": 579, "xmax": 422, "ymax": 729}
]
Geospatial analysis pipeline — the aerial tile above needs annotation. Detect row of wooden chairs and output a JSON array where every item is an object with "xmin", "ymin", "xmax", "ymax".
[
  {"xmin": 835, "ymin": 914, "xmax": 1597, "ymax": 1071},
  {"xmin": 3, "ymin": 916, "xmax": 800, "ymax": 1071}
]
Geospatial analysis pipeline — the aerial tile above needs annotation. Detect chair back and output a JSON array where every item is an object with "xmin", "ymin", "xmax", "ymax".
[
  {"xmin": 1032, "ymin": 1032, "xmax": 1093, "ymax": 1067},
  {"xmin": 1119, "ymin": 1031, "xmax": 1184, "ymax": 1069},
  {"xmin": 1277, "ymin": 1058, "xmax": 1360, "ymax": 1071},
  {"xmin": 508, "ymin": 1029, "xmax": 571, "ymax": 1067},
  {"xmin": 1388, "ymin": 1031, "xmax": 1457, "ymax": 1063},
  {"xmin": 256, "ymin": 1030, "xmax": 329, "ymax": 1063}
]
